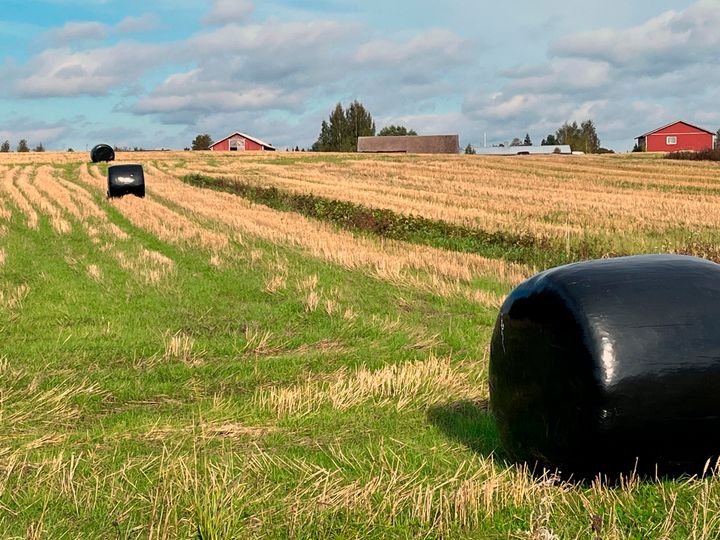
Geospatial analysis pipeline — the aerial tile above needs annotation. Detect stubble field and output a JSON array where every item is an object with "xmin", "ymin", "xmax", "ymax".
[{"xmin": 2, "ymin": 150, "xmax": 720, "ymax": 538}]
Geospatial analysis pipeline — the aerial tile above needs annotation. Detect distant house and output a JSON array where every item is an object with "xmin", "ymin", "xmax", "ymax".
[
  {"xmin": 210, "ymin": 132, "xmax": 276, "ymax": 152},
  {"xmin": 474, "ymin": 145, "xmax": 572, "ymax": 156},
  {"xmin": 358, "ymin": 135, "xmax": 459, "ymax": 154},
  {"xmin": 635, "ymin": 121, "xmax": 714, "ymax": 152}
]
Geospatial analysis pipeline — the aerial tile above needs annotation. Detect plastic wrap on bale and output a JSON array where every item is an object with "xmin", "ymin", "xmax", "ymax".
[
  {"xmin": 107, "ymin": 164, "xmax": 145, "ymax": 199},
  {"xmin": 489, "ymin": 254, "xmax": 720, "ymax": 475},
  {"xmin": 91, "ymin": 144, "xmax": 115, "ymax": 163}
]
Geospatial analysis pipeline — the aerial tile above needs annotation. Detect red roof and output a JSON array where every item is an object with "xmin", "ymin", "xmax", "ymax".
[
  {"xmin": 212, "ymin": 131, "xmax": 275, "ymax": 150},
  {"xmin": 637, "ymin": 120, "xmax": 714, "ymax": 139}
]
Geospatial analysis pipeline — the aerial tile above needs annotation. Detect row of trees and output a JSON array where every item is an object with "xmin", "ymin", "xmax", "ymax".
[
  {"xmin": 312, "ymin": 101, "xmax": 376, "ymax": 152},
  {"xmin": 312, "ymin": 101, "xmax": 417, "ymax": 152},
  {"xmin": 541, "ymin": 120, "xmax": 601, "ymax": 153},
  {"xmin": 0, "ymin": 140, "xmax": 45, "ymax": 152}
]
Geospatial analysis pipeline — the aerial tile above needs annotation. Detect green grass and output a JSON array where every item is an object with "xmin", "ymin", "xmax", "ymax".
[{"xmin": 2, "ymin": 161, "xmax": 720, "ymax": 538}]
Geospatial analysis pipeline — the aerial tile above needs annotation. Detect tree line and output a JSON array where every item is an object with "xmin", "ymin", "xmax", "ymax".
[
  {"xmin": 489, "ymin": 120, "xmax": 602, "ymax": 153},
  {"xmin": 312, "ymin": 101, "xmax": 416, "ymax": 152},
  {"xmin": 0, "ymin": 139, "xmax": 45, "ymax": 152},
  {"xmin": 540, "ymin": 120, "xmax": 601, "ymax": 153}
]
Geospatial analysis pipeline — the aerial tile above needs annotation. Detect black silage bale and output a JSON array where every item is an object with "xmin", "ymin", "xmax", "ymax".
[
  {"xmin": 91, "ymin": 144, "xmax": 115, "ymax": 163},
  {"xmin": 107, "ymin": 164, "xmax": 145, "ymax": 199},
  {"xmin": 490, "ymin": 254, "xmax": 720, "ymax": 475}
]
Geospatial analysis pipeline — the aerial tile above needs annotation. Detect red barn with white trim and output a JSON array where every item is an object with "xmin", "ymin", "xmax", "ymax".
[
  {"xmin": 210, "ymin": 132, "xmax": 276, "ymax": 152},
  {"xmin": 636, "ymin": 121, "xmax": 715, "ymax": 152}
]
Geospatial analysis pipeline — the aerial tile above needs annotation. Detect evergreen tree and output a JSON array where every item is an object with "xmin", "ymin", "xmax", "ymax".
[
  {"xmin": 34, "ymin": 142, "xmax": 45, "ymax": 152},
  {"xmin": 313, "ymin": 101, "xmax": 376, "ymax": 152},
  {"xmin": 523, "ymin": 133, "xmax": 532, "ymax": 146},
  {"xmin": 379, "ymin": 125, "xmax": 417, "ymax": 136},
  {"xmin": 541, "ymin": 134, "xmax": 558, "ymax": 146},
  {"xmin": 344, "ymin": 100, "xmax": 375, "ymax": 152},
  {"xmin": 464, "ymin": 144, "xmax": 476, "ymax": 155},
  {"xmin": 328, "ymin": 103, "xmax": 347, "ymax": 151},
  {"xmin": 17, "ymin": 139, "xmax": 29, "ymax": 152},
  {"xmin": 0, "ymin": 140, "xmax": 9, "ymax": 152}
]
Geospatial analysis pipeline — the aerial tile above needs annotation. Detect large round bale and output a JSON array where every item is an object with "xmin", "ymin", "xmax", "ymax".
[
  {"xmin": 107, "ymin": 164, "xmax": 145, "ymax": 199},
  {"xmin": 90, "ymin": 144, "xmax": 115, "ymax": 163},
  {"xmin": 490, "ymin": 254, "xmax": 720, "ymax": 474}
]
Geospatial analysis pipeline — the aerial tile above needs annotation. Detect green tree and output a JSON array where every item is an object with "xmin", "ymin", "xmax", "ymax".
[
  {"xmin": 0, "ymin": 140, "xmax": 9, "ymax": 152},
  {"xmin": 541, "ymin": 134, "xmax": 558, "ymax": 146},
  {"xmin": 580, "ymin": 120, "xmax": 600, "ymax": 153},
  {"xmin": 510, "ymin": 137, "xmax": 522, "ymax": 147},
  {"xmin": 313, "ymin": 101, "xmax": 375, "ymax": 152},
  {"xmin": 191, "ymin": 134, "xmax": 213, "ymax": 150},
  {"xmin": 464, "ymin": 144, "xmax": 476, "ymax": 155},
  {"xmin": 34, "ymin": 142, "xmax": 45, "ymax": 152},
  {"xmin": 344, "ymin": 100, "xmax": 375, "ymax": 152},
  {"xmin": 555, "ymin": 120, "xmax": 601, "ymax": 153},
  {"xmin": 17, "ymin": 139, "xmax": 29, "ymax": 152},
  {"xmin": 715, "ymin": 128, "xmax": 720, "ymax": 150},
  {"xmin": 379, "ymin": 125, "xmax": 417, "ymax": 136},
  {"xmin": 523, "ymin": 133, "xmax": 532, "ymax": 146}
]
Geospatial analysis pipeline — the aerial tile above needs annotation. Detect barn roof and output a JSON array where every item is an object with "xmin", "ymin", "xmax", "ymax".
[
  {"xmin": 213, "ymin": 131, "xmax": 275, "ymax": 150},
  {"xmin": 358, "ymin": 135, "xmax": 459, "ymax": 154},
  {"xmin": 636, "ymin": 121, "xmax": 715, "ymax": 139}
]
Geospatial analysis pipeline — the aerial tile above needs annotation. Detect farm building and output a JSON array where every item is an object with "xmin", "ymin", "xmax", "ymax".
[
  {"xmin": 358, "ymin": 135, "xmax": 459, "ymax": 154},
  {"xmin": 474, "ymin": 145, "xmax": 572, "ymax": 156},
  {"xmin": 635, "ymin": 121, "xmax": 715, "ymax": 152},
  {"xmin": 210, "ymin": 132, "xmax": 276, "ymax": 152}
]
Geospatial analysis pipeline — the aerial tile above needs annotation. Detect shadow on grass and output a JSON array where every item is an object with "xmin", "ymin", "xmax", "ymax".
[
  {"xmin": 427, "ymin": 400, "xmax": 714, "ymax": 484},
  {"xmin": 426, "ymin": 399, "xmax": 506, "ymax": 462}
]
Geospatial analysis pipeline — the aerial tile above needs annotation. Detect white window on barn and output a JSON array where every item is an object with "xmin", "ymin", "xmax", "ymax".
[
  {"xmin": 229, "ymin": 138, "xmax": 246, "ymax": 151},
  {"xmin": 666, "ymin": 136, "xmax": 677, "ymax": 145}
]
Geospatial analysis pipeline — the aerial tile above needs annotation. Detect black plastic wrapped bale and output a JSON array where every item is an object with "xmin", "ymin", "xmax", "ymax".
[
  {"xmin": 490, "ymin": 254, "xmax": 720, "ymax": 474},
  {"xmin": 90, "ymin": 144, "xmax": 115, "ymax": 163},
  {"xmin": 107, "ymin": 164, "xmax": 145, "ymax": 199}
]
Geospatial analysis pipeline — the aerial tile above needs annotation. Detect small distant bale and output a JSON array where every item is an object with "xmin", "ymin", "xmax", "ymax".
[
  {"xmin": 91, "ymin": 144, "xmax": 115, "ymax": 163},
  {"xmin": 107, "ymin": 164, "xmax": 145, "ymax": 199}
]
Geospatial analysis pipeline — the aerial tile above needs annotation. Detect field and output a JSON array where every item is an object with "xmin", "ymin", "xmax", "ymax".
[{"xmin": 2, "ymin": 150, "xmax": 720, "ymax": 538}]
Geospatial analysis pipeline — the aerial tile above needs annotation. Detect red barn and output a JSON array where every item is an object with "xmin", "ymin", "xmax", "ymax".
[
  {"xmin": 635, "ymin": 121, "xmax": 715, "ymax": 152},
  {"xmin": 210, "ymin": 132, "xmax": 276, "ymax": 152}
]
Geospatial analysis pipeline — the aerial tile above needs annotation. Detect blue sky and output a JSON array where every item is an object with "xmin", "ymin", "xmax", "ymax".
[{"xmin": 0, "ymin": 0, "xmax": 716, "ymax": 151}]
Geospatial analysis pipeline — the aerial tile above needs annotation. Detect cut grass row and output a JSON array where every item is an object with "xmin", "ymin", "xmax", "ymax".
[{"xmin": 180, "ymin": 173, "xmax": 612, "ymax": 268}]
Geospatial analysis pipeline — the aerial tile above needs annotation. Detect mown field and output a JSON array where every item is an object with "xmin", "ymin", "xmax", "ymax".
[{"xmin": 1, "ymin": 150, "xmax": 720, "ymax": 538}]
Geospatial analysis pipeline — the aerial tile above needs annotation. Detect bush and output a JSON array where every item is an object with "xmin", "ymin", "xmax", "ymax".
[{"xmin": 666, "ymin": 149, "xmax": 720, "ymax": 161}]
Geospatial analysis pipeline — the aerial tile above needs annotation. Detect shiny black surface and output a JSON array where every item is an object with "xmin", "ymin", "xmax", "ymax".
[
  {"xmin": 107, "ymin": 164, "xmax": 145, "ymax": 199},
  {"xmin": 490, "ymin": 254, "xmax": 720, "ymax": 474},
  {"xmin": 90, "ymin": 144, "xmax": 115, "ymax": 163}
]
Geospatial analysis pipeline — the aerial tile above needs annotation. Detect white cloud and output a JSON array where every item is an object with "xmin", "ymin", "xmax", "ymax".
[
  {"xmin": 13, "ymin": 42, "xmax": 176, "ymax": 97},
  {"xmin": 355, "ymin": 29, "xmax": 465, "ymax": 66},
  {"xmin": 203, "ymin": 0, "xmax": 254, "ymax": 26},
  {"xmin": 45, "ymin": 21, "xmax": 108, "ymax": 45},
  {"xmin": 504, "ymin": 58, "xmax": 610, "ymax": 93},
  {"xmin": 551, "ymin": 1, "xmax": 720, "ymax": 73},
  {"xmin": 115, "ymin": 14, "xmax": 160, "ymax": 34}
]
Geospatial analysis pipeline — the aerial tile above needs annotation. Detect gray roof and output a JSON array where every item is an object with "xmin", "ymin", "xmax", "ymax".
[
  {"xmin": 358, "ymin": 135, "xmax": 459, "ymax": 154},
  {"xmin": 474, "ymin": 145, "xmax": 572, "ymax": 155}
]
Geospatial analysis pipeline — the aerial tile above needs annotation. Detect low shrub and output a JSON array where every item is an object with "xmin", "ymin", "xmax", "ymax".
[{"xmin": 666, "ymin": 148, "xmax": 720, "ymax": 161}]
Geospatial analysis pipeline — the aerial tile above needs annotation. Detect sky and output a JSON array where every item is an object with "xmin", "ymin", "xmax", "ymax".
[{"xmin": 0, "ymin": 0, "xmax": 717, "ymax": 151}]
